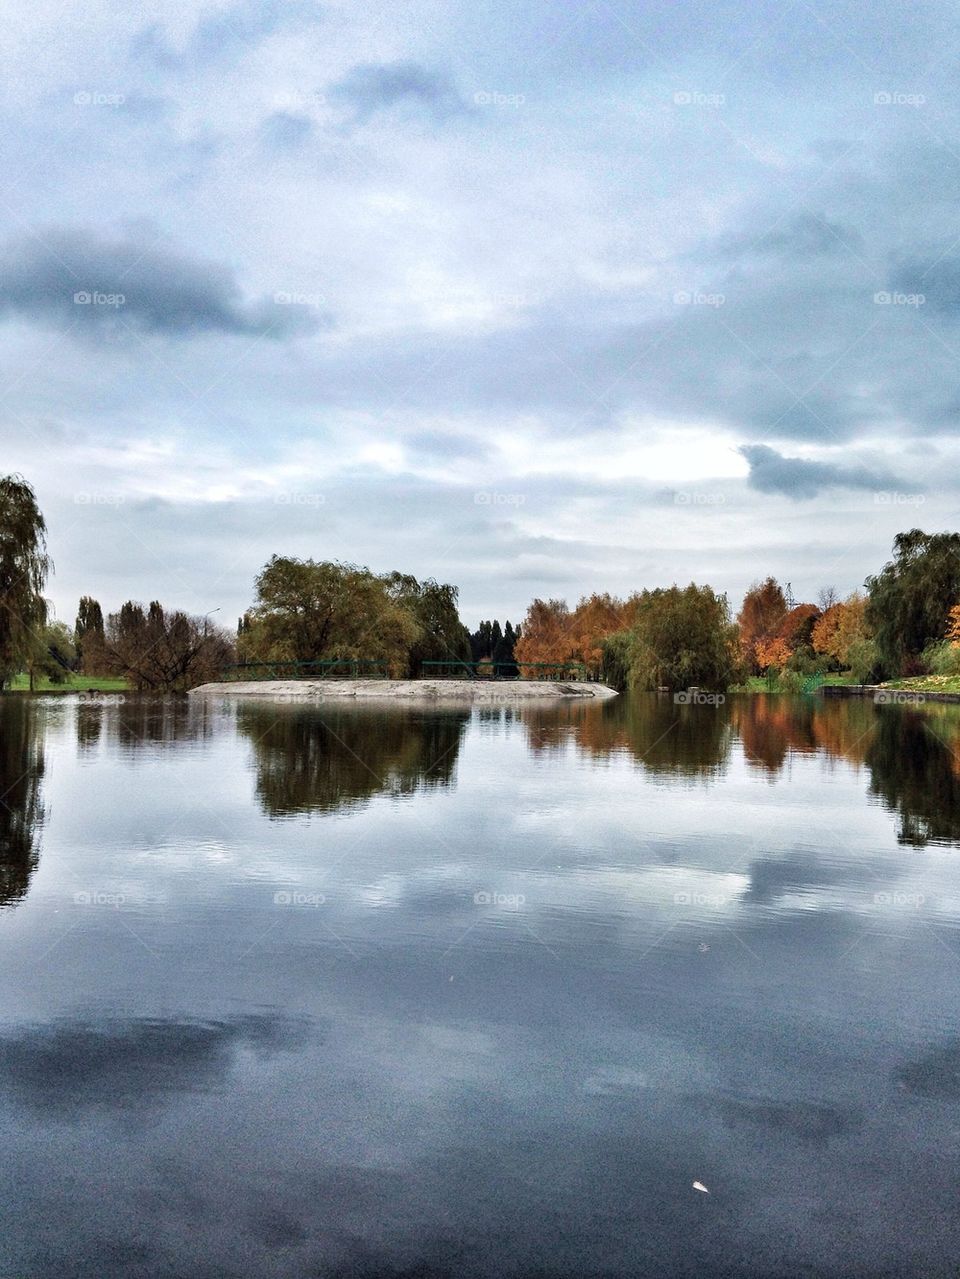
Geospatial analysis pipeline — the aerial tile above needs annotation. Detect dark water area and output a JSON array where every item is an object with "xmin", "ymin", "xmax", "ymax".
[{"xmin": 2, "ymin": 691, "xmax": 960, "ymax": 1277}]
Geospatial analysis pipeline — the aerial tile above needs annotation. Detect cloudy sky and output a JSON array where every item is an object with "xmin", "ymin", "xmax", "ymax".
[{"xmin": 2, "ymin": 0, "xmax": 958, "ymax": 627}]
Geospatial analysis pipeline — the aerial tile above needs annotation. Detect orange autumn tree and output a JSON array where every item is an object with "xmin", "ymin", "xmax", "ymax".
[
  {"xmin": 513, "ymin": 599, "xmax": 573, "ymax": 672},
  {"xmin": 738, "ymin": 578, "xmax": 788, "ymax": 671},
  {"xmin": 947, "ymin": 603, "xmax": 960, "ymax": 645},
  {"xmin": 812, "ymin": 592, "xmax": 869, "ymax": 668},
  {"xmin": 754, "ymin": 636, "xmax": 792, "ymax": 677},
  {"xmin": 778, "ymin": 603, "xmax": 820, "ymax": 650},
  {"xmin": 569, "ymin": 593, "xmax": 637, "ymax": 675},
  {"xmin": 514, "ymin": 593, "xmax": 636, "ymax": 677}
]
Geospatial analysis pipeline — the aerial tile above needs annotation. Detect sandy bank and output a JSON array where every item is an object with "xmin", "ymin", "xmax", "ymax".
[{"xmin": 188, "ymin": 678, "xmax": 618, "ymax": 702}]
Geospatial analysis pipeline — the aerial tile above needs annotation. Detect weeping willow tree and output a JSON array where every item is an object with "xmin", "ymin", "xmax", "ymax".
[{"xmin": 0, "ymin": 475, "xmax": 50, "ymax": 688}]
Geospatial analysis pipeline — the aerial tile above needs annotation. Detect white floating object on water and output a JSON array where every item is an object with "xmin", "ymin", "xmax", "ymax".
[{"xmin": 692, "ymin": 1181, "xmax": 709, "ymax": 1194}]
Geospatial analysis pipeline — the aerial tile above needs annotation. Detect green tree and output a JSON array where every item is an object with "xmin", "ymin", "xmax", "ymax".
[
  {"xmin": 0, "ymin": 475, "xmax": 50, "ymax": 688},
  {"xmin": 865, "ymin": 530, "xmax": 960, "ymax": 676},
  {"xmin": 24, "ymin": 622, "xmax": 76, "ymax": 690},
  {"xmin": 605, "ymin": 583, "xmax": 741, "ymax": 692},
  {"xmin": 240, "ymin": 557, "xmax": 420, "ymax": 676},
  {"xmin": 74, "ymin": 596, "xmax": 105, "ymax": 674},
  {"xmin": 384, "ymin": 573, "xmax": 471, "ymax": 675}
]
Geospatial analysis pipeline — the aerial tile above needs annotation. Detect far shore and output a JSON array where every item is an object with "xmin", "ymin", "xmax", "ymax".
[{"xmin": 188, "ymin": 678, "xmax": 619, "ymax": 703}]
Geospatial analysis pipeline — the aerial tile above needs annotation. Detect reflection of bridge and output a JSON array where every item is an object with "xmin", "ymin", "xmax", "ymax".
[{"xmin": 220, "ymin": 659, "xmax": 589, "ymax": 682}]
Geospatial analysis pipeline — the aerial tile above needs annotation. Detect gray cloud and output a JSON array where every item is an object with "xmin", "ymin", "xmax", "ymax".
[
  {"xmin": 131, "ymin": 1, "xmax": 322, "ymax": 71},
  {"xmin": 259, "ymin": 111, "xmax": 314, "ymax": 150},
  {"xmin": 711, "ymin": 213, "xmax": 865, "ymax": 263},
  {"xmin": 330, "ymin": 61, "xmax": 468, "ymax": 123},
  {"xmin": 889, "ymin": 256, "xmax": 960, "ymax": 313},
  {"xmin": 739, "ymin": 444, "xmax": 902, "ymax": 500},
  {"xmin": 0, "ymin": 228, "xmax": 324, "ymax": 339}
]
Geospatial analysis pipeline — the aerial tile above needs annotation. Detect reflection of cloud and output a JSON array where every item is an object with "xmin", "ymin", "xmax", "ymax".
[
  {"xmin": 718, "ymin": 1094, "xmax": 863, "ymax": 1143},
  {"xmin": 743, "ymin": 851, "xmax": 895, "ymax": 907},
  {"xmin": 0, "ymin": 1014, "xmax": 309, "ymax": 1115},
  {"xmin": 894, "ymin": 1040, "xmax": 960, "ymax": 1099}
]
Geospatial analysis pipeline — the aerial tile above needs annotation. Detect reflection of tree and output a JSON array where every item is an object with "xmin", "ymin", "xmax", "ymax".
[
  {"xmin": 867, "ymin": 710, "xmax": 960, "ymax": 847},
  {"xmin": 237, "ymin": 705, "xmax": 469, "ymax": 817},
  {"xmin": 731, "ymin": 696, "xmax": 876, "ymax": 774},
  {"xmin": 525, "ymin": 696, "xmax": 733, "ymax": 778},
  {"xmin": 75, "ymin": 697, "xmax": 216, "ymax": 755},
  {"xmin": 0, "ymin": 699, "xmax": 45, "ymax": 907},
  {"xmin": 75, "ymin": 704, "xmax": 103, "ymax": 753}
]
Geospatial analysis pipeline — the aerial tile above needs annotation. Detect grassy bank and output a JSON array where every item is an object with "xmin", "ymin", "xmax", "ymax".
[
  {"xmin": 732, "ymin": 673, "xmax": 858, "ymax": 693},
  {"xmin": 878, "ymin": 674, "xmax": 960, "ymax": 694},
  {"xmin": 5, "ymin": 673, "xmax": 130, "ymax": 693}
]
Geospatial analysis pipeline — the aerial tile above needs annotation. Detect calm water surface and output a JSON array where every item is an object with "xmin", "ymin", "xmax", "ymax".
[{"xmin": 2, "ymin": 691, "xmax": 960, "ymax": 1277}]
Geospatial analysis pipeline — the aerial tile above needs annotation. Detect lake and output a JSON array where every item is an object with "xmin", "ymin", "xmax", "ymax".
[{"xmin": 2, "ymin": 691, "xmax": 960, "ymax": 1277}]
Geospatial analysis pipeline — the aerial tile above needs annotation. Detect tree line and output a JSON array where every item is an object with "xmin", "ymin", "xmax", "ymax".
[
  {"xmin": 3, "ymin": 470, "xmax": 960, "ymax": 693},
  {"xmin": 507, "ymin": 530, "xmax": 960, "ymax": 692}
]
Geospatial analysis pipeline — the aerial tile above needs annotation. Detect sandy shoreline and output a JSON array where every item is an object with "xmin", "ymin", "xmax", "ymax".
[{"xmin": 188, "ymin": 678, "xmax": 618, "ymax": 702}]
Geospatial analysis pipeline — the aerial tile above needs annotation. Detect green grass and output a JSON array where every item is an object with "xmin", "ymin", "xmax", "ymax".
[
  {"xmin": 879, "ymin": 674, "xmax": 960, "ymax": 694},
  {"xmin": 5, "ymin": 672, "xmax": 130, "ymax": 693}
]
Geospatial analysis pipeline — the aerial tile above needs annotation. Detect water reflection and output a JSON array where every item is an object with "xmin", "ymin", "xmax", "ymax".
[
  {"xmin": 0, "ymin": 1013, "xmax": 310, "ymax": 1117},
  {"xmin": 73, "ymin": 695, "xmax": 216, "ymax": 755},
  {"xmin": 237, "ymin": 704, "xmax": 470, "ymax": 817},
  {"xmin": 731, "ymin": 695, "xmax": 876, "ymax": 772},
  {"xmin": 0, "ymin": 699, "xmax": 45, "ymax": 907},
  {"xmin": 527, "ymin": 693, "xmax": 960, "ymax": 848},
  {"xmin": 524, "ymin": 695, "xmax": 734, "ymax": 778},
  {"xmin": 867, "ymin": 709, "xmax": 960, "ymax": 847},
  {"xmin": 3, "ymin": 691, "xmax": 960, "ymax": 1276}
]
